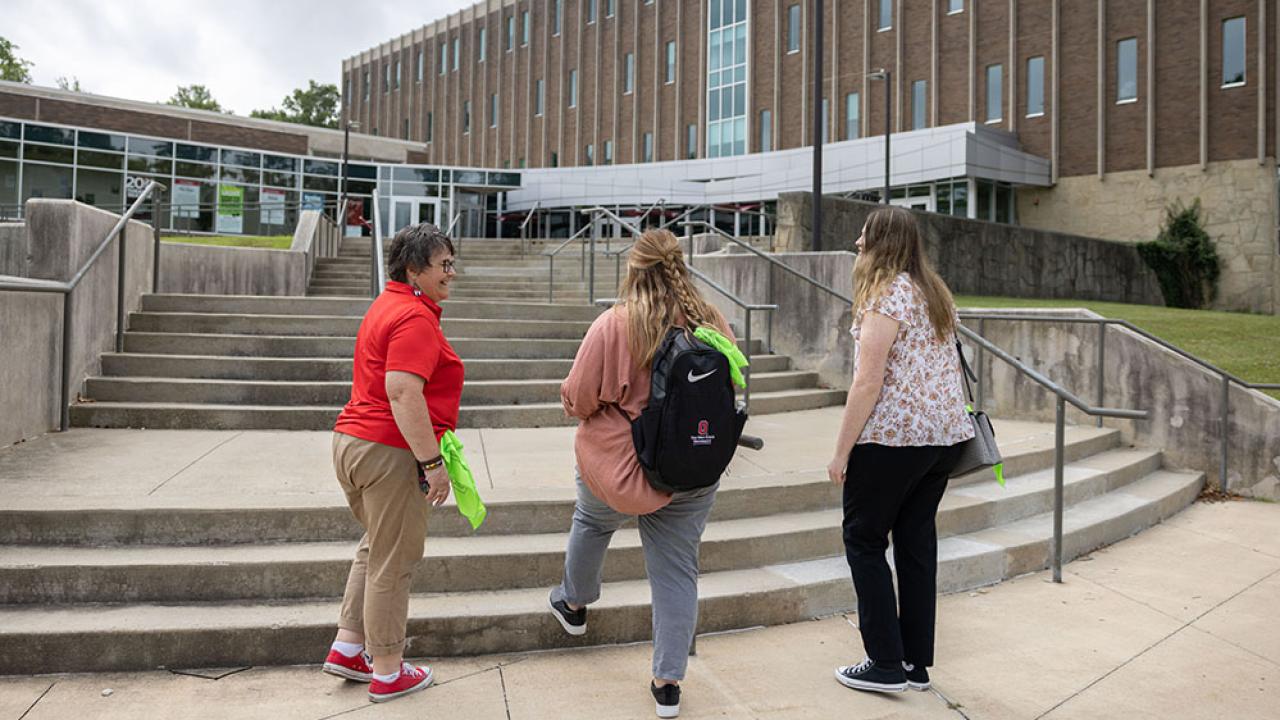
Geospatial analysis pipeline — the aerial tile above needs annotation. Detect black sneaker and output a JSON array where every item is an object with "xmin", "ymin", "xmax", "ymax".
[
  {"xmin": 903, "ymin": 661, "xmax": 930, "ymax": 691},
  {"xmin": 650, "ymin": 681, "xmax": 681, "ymax": 718},
  {"xmin": 833, "ymin": 658, "xmax": 907, "ymax": 693},
  {"xmin": 547, "ymin": 592, "xmax": 586, "ymax": 636}
]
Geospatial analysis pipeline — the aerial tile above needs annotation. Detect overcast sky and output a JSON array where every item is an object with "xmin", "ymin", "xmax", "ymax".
[{"xmin": 4, "ymin": 0, "xmax": 477, "ymax": 115}]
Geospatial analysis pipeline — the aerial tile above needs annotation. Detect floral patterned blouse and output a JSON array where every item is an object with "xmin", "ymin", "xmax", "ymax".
[{"xmin": 850, "ymin": 273, "xmax": 974, "ymax": 447}]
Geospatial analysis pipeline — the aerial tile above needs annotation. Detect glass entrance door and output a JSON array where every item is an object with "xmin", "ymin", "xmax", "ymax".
[{"xmin": 391, "ymin": 197, "xmax": 439, "ymax": 234}]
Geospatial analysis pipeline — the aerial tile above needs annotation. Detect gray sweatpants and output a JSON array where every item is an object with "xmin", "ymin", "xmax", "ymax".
[{"xmin": 552, "ymin": 474, "xmax": 718, "ymax": 681}]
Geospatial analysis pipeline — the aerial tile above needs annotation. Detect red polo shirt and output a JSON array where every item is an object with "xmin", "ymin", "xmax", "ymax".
[{"xmin": 334, "ymin": 281, "xmax": 464, "ymax": 449}]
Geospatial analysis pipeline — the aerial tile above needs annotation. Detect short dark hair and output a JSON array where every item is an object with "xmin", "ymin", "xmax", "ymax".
[{"xmin": 386, "ymin": 223, "xmax": 455, "ymax": 283}]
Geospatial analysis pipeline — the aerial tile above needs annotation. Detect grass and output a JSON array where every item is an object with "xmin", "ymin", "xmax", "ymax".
[
  {"xmin": 955, "ymin": 295, "xmax": 1280, "ymax": 398},
  {"xmin": 161, "ymin": 235, "xmax": 293, "ymax": 250}
]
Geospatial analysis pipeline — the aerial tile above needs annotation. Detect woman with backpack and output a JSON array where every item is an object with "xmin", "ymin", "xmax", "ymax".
[
  {"xmin": 827, "ymin": 206, "xmax": 974, "ymax": 694},
  {"xmin": 548, "ymin": 228, "xmax": 737, "ymax": 719}
]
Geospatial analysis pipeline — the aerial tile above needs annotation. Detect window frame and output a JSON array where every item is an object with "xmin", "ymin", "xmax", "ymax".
[
  {"xmin": 947, "ymin": 0, "xmax": 963, "ymax": 14},
  {"xmin": 665, "ymin": 41, "xmax": 677, "ymax": 84},
  {"xmin": 1026, "ymin": 56, "xmax": 1045, "ymax": 117},
  {"xmin": 878, "ymin": 0, "xmax": 893, "ymax": 31},
  {"xmin": 985, "ymin": 63, "xmax": 1003, "ymax": 123},
  {"xmin": 787, "ymin": 4, "xmax": 800, "ymax": 54},
  {"xmin": 1221, "ymin": 16, "xmax": 1247, "ymax": 88},
  {"xmin": 624, "ymin": 53, "xmax": 635, "ymax": 94},
  {"xmin": 1116, "ymin": 37, "xmax": 1138, "ymax": 104}
]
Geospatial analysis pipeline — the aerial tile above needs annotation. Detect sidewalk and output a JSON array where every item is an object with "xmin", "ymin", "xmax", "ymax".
[{"xmin": 1, "ymin": 499, "xmax": 1275, "ymax": 719}]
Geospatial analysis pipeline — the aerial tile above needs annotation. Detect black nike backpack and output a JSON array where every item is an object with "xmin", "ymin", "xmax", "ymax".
[{"xmin": 631, "ymin": 326, "xmax": 748, "ymax": 493}]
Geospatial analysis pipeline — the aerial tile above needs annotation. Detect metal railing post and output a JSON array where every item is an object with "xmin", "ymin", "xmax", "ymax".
[
  {"xmin": 588, "ymin": 225, "xmax": 596, "ymax": 304},
  {"xmin": 1220, "ymin": 374, "xmax": 1230, "ymax": 493},
  {"xmin": 766, "ymin": 265, "xmax": 775, "ymax": 353},
  {"xmin": 151, "ymin": 195, "xmax": 162, "ymax": 294},
  {"xmin": 976, "ymin": 318, "xmax": 987, "ymax": 412},
  {"xmin": 1052, "ymin": 396, "xmax": 1066, "ymax": 583},
  {"xmin": 1095, "ymin": 322, "xmax": 1107, "ymax": 428},
  {"xmin": 115, "ymin": 219, "xmax": 127, "ymax": 353},
  {"xmin": 549, "ymin": 254, "xmax": 556, "ymax": 303},
  {"xmin": 743, "ymin": 310, "xmax": 753, "ymax": 411},
  {"xmin": 60, "ymin": 292, "xmax": 73, "ymax": 432}
]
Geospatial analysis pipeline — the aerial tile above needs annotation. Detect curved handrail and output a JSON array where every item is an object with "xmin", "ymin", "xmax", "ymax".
[{"xmin": 370, "ymin": 189, "xmax": 387, "ymax": 297}]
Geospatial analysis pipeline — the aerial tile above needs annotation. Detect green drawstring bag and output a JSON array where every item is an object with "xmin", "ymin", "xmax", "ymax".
[
  {"xmin": 439, "ymin": 430, "xmax": 487, "ymax": 530},
  {"xmin": 693, "ymin": 327, "xmax": 749, "ymax": 389}
]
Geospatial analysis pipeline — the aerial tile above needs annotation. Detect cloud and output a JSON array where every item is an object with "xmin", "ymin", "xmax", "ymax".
[{"xmin": 4, "ymin": 0, "xmax": 475, "ymax": 114}]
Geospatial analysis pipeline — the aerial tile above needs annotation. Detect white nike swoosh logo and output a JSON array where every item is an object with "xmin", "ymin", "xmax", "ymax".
[{"xmin": 688, "ymin": 369, "xmax": 717, "ymax": 383}]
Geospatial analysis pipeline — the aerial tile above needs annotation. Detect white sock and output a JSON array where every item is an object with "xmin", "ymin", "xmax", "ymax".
[
  {"xmin": 331, "ymin": 640, "xmax": 363, "ymax": 658},
  {"xmin": 372, "ymin": 669, "xmax": 400, "ymax": 683}
]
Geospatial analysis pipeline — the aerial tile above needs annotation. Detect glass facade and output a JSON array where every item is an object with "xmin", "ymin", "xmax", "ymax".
[
  {"xmin": 0, "ymin": 116, "xmax": 520, "ymax": 237},
  {"xmin": 707, "ymin": 0, "xmax": 748, "ymax": 158}
]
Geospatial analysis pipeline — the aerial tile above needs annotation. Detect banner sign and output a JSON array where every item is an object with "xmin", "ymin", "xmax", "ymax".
[
  {"xmin": 261, "ymin": 188, "xmax": 286, "ymax": 226},
  {"xmin": 216, "ymin": 184, "xmax": 244, "ymax": 234},
  {"xmin": 302, "ymin": 192, "xmax": 325, "ymax": 212},
  {"xmin": 173, "ymin": 180, "xmax": 201, "ymax": 219}
]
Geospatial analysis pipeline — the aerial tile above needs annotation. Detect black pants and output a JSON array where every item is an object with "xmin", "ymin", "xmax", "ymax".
[{"xmin": 841, "ymin": 442, "xmax": 960, "ymax": 667}]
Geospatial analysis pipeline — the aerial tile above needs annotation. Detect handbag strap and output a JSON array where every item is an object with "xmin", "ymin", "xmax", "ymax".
[{"xmin": 954, "ymin": 337, "xmax": 977, "ymax": 404}]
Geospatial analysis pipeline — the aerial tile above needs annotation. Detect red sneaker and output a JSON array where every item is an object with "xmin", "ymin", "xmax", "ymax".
[
  {"xmin": 322, "ymin": 648, "xmax": 373, "ymax": 682},
  {"xmin": 368, "ymin": 663, "xmax": 434, "ymax": 703}
]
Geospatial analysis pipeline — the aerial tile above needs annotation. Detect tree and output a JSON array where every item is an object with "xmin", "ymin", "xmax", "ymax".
[
  {"xmin": 1137, "ymin": 199, "xmax": 1221, "ymax": 309},
  {"xmin": 0, "ymin": 37, "xmax": 34, "ymax": 83},
  {"xmin": 56, "ymin": 76, "xmax": 83, "ymax": 92},
  {"xmin": 166, "ymin": 84, "xmax": 226, "ymax": 112},
  {"xmin": 250, "ymin": 80, "xmax": 340, "ymax": 129}
]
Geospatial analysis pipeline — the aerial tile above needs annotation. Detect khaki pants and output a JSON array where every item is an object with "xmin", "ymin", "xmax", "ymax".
[{"xmin": 332, "ymin": 432, "xmax": 431, "ymax": 657}]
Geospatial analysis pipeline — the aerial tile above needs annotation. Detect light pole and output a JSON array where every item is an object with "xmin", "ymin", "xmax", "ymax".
[
  {"xmin": 866, "ymin": 69, "xmax": 891, "ymax": 204},
  {"xmin": 812, "ymin": 0, "xmax": 825, "ymax": 250},
  {"xmin": 339, "ymin": 120, "xmax": 359, "ymax": 235}
]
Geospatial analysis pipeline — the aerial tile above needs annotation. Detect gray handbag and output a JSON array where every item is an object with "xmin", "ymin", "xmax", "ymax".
[{"xmin": 950, "ymin": 339, "xmax": 1004, "ymax": 482}]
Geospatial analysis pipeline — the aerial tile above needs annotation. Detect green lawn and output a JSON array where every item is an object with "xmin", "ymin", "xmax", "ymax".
[
  {"xmin": 162, "ymin": 235, "xmax": 293, "ymax": 250},
  {"xmin": 956, "ymin": 295, "xmax": 1280, "ymax": 397}
]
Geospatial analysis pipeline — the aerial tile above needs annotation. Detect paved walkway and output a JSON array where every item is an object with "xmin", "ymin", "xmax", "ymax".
[{"xmin": 1, "ymin": 497, "xmax": 1276, "ymax": 718}]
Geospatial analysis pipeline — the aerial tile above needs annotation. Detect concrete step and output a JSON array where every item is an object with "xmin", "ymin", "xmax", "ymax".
[
  {"xmin": 0, "ymin": 427, "xmax": 1122, "ymax": 547},
  {"xmin": 0, "ymin": 468, "xmax": 1201, "ymax": 674},
  {"xmin": 121, "ymin": 332, "xmax": 642, "ymax": 359},
  {"xmin": 83, "ymin": 371, "xmax": 822, "ymax": 407},
  {"xmin": 305, "ymin": 287, "xmax": 371, "ymax": 297},
  {"xmin": 70, "ymin": 386, "xmax": 826, "ymax": 430},
  {"xmin": 128, "ymin": 313, "xmax": 594, "ymax": 340},
  {"xmin": 0, "ymin": 447, "xmax": 1163, "ymax": 604},
  {"xmin": 140, "ymin": 295, "xmax": 604, "ymax": 322}
]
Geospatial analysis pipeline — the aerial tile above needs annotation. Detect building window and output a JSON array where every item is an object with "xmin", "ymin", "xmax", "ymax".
[
  {"xmin": 554, "ymin": 0, "xmax": 562, "ymax": 36},
  {"xmin": 947, "ymin": 0, "xmax": 963, "ymax": 13},
  {"xmin": 535, "ymin": 79, "xmax": 545, "ymax": 116},
  {"xmin": 911, "ymin": 80, "xmax": 926, "ymax": 129},
  {"xmin": 463, "ymin": 101, "xmax": 471, "ymax": 134},
  {"xmin": 821, "ymin": 97, "xmax": 829, "ymax": 142},
  {"xmin": 1026, "ymin": 56, "xmax": 1044, "ymax": 116},
  {"xmin": 845, "ymin": 92, "xmax": 859, "ymax": 139},
  {"xmin": 507, "ymin": 15, "xmax": 515, "ymax": 50},
  {"xmin": 426, "ymin": 112, "xmax": 433, "ymax": 142},
  {"xmin": 550, "ymin": 151, "xmax": 558, "ymax": 167},
  {"xmin": 384, "ymin": 63, "xmax": 390, "ymax": 93},
  {"xmin": 1117, "ymin": 38, "xmax": 1137, "ymax": 102},
  {"xmin": 403, "ymin": 118, "xmax": 410, "ymax": 139},
  {"xmin": 986, "ymin": 64, "xmax": 1003, "ymax": 122},
  {"xmin": 478, "ymin": 27, "xmax": 487, "ymax": 62},
  {"xmin": 604, "ymin": 140, "xmax": 613, "ymax": 164},
  {"xmin": 687, "ymin": 124, "xmax": 697, "ymax": 158},
  {"xmin": 363, "ymin": 70, "xmax": 370, "ymax": 100},
  {"xmin": 394, "ymin": 60, "xmax": 401, "ymax": 89},
  {"xmin": 1222, "ymin": 17, "xmax": 1246, "ymax": 87},
  {"xmin": 417, "ymin": 50, "xmax": 424, "ymax": 81},
  {"xmin": 587, "ymin": 0, "xmax": 596, "ymax": 24},
  {"xmin": 490, "ymin": 94, "xmax": 499, "ymax": 127},
  {"xmin": 643, "ymin": 132, "xmax": 653, "ymax": 162},
  {"xmin": 787, "ymin": 4, "xmax": 800, "ymax": 53},
  {"xmin": 452, "ymin": 38, "xmax": 460, "ymax": 71},
  {"xmin": 440, "ymin": 43, "xmax": 447, "ymax": 75},
  {"xmin": 878, "ymin": 0, "xmax": 892, "ymax": 31},
  {"xmin": 343, "ymin": 77, "xmax": 350, "ymax": 105},
  {"xmin": 708, "ymin": 3, "xmax": 748, "ymax": 157},
  {"xmin": 665, "ymin": 41, "xmax": 676, "ymax": 84},
  {"xmin": 585, "ymin": 143, "xmax": 594, "ymax": 165},
  {"xmin": 624, "ymin": 53, "xmax": 635, "ymax": 94},
  {"xmin": 607, "ymin": 0, "xmax": 615, "ymax": 18},
  {"xmin": 522, "ymin": 11, "xmax": 531, "ymax": 45},
  {"xmin": 568, "ymin": 69, "xmax": 578, "ymax": 107},
  {"xmin": 760, "ymin": 109, "xmax": 772, "ymax": 151}
]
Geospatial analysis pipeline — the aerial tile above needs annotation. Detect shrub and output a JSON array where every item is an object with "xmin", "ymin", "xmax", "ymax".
[{"xmin": 1137, "ymin": 199, "xmax": 1221, "ymax": 309}]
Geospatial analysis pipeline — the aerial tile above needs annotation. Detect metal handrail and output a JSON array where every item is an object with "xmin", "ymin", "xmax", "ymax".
[
  {"xmin": 0, "ymin": 182, "xmax": 167, "ymax": 431},
  {"xmin": 370, "ymin": 189, "xmax": 387, "ymax": 297},
  {"xmin": 542, "ymin": 223, "xmax": 593, "ymax": 302},
  {"xmin": 518, "ymin": 200, "xmax": 542, "ymax": 253},
  {"xmin": 957, "ymin": 311, "xmax": 1279, "ymax": 495},
  {"xmin": 445, "ymin": 211, "xmax": 463, "ymax": 237},
  {"xmin": 686, "ymin": 265, "xmax": 777, "ymax": 410}
]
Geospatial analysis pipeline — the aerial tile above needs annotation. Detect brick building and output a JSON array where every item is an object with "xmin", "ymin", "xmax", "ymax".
[{"xmin": 345, "ymin": 0, "xmax": 1279, "ymax": 312}]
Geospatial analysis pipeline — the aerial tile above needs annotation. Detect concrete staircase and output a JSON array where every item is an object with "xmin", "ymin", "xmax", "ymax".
[
  {"xmin": 0, "ymin": 421, "xmax": 1203, "ymax": 674},
  {"xmin": 71, "ymin": 237, "xmax": 843, "ymax": 430}
]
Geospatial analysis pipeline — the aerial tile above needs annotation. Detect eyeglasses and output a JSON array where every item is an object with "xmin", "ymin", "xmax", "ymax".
[{"xmin": 431, "ymin": 259, "xmax": 458, "ymax": 273}]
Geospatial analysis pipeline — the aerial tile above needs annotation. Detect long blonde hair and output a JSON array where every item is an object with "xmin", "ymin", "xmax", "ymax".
[
  {"xmin": 852, "ymin": 206, "xmax": 957, "ymax": 341},
  {"xmin": 618, "ymin": 229, "xmax": 729, "ymax": 368}
]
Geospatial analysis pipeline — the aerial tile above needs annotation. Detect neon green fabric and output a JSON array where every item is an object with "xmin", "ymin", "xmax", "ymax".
[
  {"xmin": 965, "ymin": 404, "xmax": 1004, "ymax": 486},
  {"xmin": 440, "ymin": 430, "xmax": 487, "ymax": 530},
  {"xmin": 693, "ymin": 327, "xmax": 748, "ymax": 389}
]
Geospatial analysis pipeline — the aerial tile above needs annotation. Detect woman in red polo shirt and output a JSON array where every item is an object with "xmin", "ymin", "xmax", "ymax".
[{"xmin": 320, "ymin": 223, "xmax": 463, "ymax": 704}]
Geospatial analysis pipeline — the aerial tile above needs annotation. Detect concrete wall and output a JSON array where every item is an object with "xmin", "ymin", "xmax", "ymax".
[
  {"xmin": 690, "ymin": 254, "xmax": 1280, "ymax": 500},
  {"xmin": 157, "ymin": 244, "xmax": 307, "ymax": 297},
  {"xmin": 1018, "ymin": 159, "xmax": 1280, "ymax": 314},
  {"xmin": 0, "ymin": 200, "xmax": 155, "ymax": 446},
  {"xmin": 0, "ymin": 223, "xmax": 23, "ymax": 276},
  {"xmin": 775, "ymin": 193, "xmax": 1165, "ymax": 307}
]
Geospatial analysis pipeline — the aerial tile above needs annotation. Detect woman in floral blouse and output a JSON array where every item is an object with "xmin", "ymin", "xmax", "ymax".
[{"xmin": 827, "ymin": 206, "xmax": 974, "ymax": 695}]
